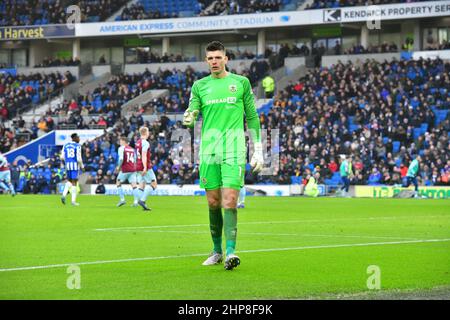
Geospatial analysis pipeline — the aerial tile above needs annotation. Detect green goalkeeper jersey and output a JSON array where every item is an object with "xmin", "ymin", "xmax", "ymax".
[{"xmin": 188, "ymin": 72, "xmax": 261, "ymax": 157}]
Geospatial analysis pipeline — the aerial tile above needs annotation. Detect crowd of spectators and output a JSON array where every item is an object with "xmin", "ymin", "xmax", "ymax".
[
  {"xmin": 131, "ymin": 50, "xmax": 193, "ymax": 64},
  {"xmin": 0, "ymin": 0, "xmax": 129, "ymax": 26},
  {"xmin": 199, "ymin": 0, "xmax": 282, "ymax": 16},
  {"xmin": 0, "ymin": 62, "xmax": 269, "ymax": 154},
  {"xmin": 0, "ymin": 70, "xmax": 76, "ymax": 121},
  {"xmin": 118, "ymin": 3, "xmax": 178, "ymax": 21},
  {"xmin": 51, "ymin": 67, "xmax": 208, "ymax": 117},
  {"xmin": 424, "ymin": 40, "xmax": 450, "ymax": 51},
  {"xmin": 0, "ymin": 114, "xmax": 58, "ymax": 154},
  {"xmin": 4, "ymin": 56, "xmax": 450, "ymax": 191},
  {"xmin": 45, "ymin": 64, "xmax": 268, "ymax": 117},
  {"xmin": 342, "ymin": 42, "xmax": 399, "ymax": 55},
  {"xmin": 34, "ymin": 57, "xmax": 81, "ymax": 68},
  {"xmin": 258, "ymin": 57, "xmax": 449, "ymax": 186},
  {"xmin": 77, "ymin": 0, "xmax": 129, "ymax": 22}
]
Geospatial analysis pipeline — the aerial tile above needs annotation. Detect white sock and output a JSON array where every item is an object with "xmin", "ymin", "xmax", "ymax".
[
  {"xmin": 63, "ymin": 181, "xmax": 72, "ymax": 197},
  {"xmin": 140, "ymin": 185, "xmax": 153, "ymax": 202},
  {"xmin": 133, "ymin": 187, "xmax": 138, "ymax": 204},
  {"xmin": 71, "ymin": 186, "xmax": 77, "ymax": 203}
]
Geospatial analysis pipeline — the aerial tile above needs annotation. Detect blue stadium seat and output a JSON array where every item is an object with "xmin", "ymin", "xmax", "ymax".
[
  {"xmin": 420, "ymin": 123, "xmax": 428, "ymax": 134},
  {"xmin": 349, "ymin": 124, "xmax": 359, "ymax": 133},
  {"xmin": 413, "ymin": 128, "xmax": 421, "ymax": 140},
  {"xmin": 393, "ymin": 141, "xmax": 400, "ymax": 153}
]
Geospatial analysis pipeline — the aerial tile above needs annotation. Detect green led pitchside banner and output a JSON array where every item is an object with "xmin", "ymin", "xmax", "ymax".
[{"xmin": 355, "ymin": 186, "xmax": 450, "ymax": 199}]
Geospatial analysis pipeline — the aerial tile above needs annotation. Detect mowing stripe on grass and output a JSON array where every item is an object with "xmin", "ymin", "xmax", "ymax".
[
  {"xmin": 104, "ymin": 229, "xmax": 420, "ymax": 240},
  {"xmin": 93, "ymin": 215, "xmax": 448, "ymax": 231},
  {"xmin": 1, "ymin": 238, "xmax": 449, "ymax": 273}
]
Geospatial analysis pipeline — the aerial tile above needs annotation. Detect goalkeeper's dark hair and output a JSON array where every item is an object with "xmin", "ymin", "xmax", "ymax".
[{"xmin": 206, "ymin": 41, "xmax": 225, "ymax": 53}]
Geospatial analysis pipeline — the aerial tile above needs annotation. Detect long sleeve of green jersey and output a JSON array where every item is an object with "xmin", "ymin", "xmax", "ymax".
[
  {"xmin": 243, "ymin": 77, "xmax": 261, "ymax": 143},
  {"xmin": 188, "ymin": 82, "xmax": 201, "ymax": 112}
]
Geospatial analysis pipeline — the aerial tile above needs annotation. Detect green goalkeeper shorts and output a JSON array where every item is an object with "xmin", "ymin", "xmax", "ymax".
[{"xmin": 199, "ymin": 154, "xmax": 245, "ymax": 191}]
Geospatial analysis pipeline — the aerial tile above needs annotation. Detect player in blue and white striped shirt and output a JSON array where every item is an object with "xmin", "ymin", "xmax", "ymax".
[{"xmin": 60, "ymin": 133, "xmax": 84, "ymax": 206}]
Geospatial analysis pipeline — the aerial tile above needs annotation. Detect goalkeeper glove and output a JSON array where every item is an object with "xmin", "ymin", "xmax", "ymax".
[
  {"xmin": 250, "ymin": 142, "xmax": 264, "ymax": 173},
  {"xmin": 182, "ymin": 109, "xmax": 199, "ymax": 128}
]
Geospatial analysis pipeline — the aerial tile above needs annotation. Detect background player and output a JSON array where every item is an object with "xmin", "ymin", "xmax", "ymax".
[
  {"xmin": 61, "ymin": 133, "xmax": 84, "ymax": 206},
  {"xmin": 403, "ymin": 154, "xmax": 422, "ymax": 198},
  {"xmin": 0, "ymin": 153, "xmax": 16, "ymax": 196},
  {"xmin": 183, "ymin": 41, "xmax": 263, "ymax": 270},
  {"xmin": 135, "ymin": 127, "xmax": 157, "ymax": 211},
  {"xmin": 339, "ymin": 154, "xmax": 353, "ymax": 197},
  {"xmin": 116, "ymin": 136, "xmax": 139, "ymax": 207},
  {"xmin": 237, "ymin": 187, "xmax": 246, "ymax": 208}
]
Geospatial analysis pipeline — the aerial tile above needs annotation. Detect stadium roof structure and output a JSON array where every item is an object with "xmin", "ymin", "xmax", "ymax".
[{"xmin": 1, "ymin": 1, "xmax": 449, "ymax": 41}]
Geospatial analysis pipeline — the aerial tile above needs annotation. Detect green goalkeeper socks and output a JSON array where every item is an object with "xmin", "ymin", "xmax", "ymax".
[
  {"xmin": 209, "ymin": 208, "xmax": 223, "ymax": 254},
  {"xmin": 224, "ymin": 208, "xmax": 238, "ymax": 256}
]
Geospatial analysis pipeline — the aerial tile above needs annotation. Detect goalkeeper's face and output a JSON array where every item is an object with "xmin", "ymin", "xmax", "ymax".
[{"xmin": 205, "ymin": 50, "xmax": 228, "ymax": 77}]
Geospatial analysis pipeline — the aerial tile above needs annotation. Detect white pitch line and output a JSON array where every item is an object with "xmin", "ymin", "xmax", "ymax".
[
  {"xmin": 1, "ymin": 238, "xmax": 449, "ymax": 273},
  {"xmin": 106, "ymin": 229, "xmax": 419, "ymax": 240},
  {"xmin": 93, "ymin": 215, "xmax": 448, "ymax": 232}
]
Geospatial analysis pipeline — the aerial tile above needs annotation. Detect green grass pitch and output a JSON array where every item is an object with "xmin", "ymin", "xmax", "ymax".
[{"xmin": 0, "ymin": 195, "xmax": 449, "ymax": 299}]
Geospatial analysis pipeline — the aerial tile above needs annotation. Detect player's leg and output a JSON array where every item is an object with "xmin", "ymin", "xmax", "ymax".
[
  {"xmin": 222, "ymin": 187, "xmax": 240, "ymax": 270},
  {"xmin": 116, "ymin": 172, "xmax": 126, "ymax": 207},
  {"xmin": 140, "ymin": 169, "xmax": 156, "ymax": 204},
  {"xmin": 202, "ymin": 188, "xmax": 224, "ymax": 266},
  {"xmin": 61, "ymin": 173, "xmax": 73, "ymax": 204},
  {"xmin": 0, "ymin": 172, "xmax": 9, "ymax": 193},
  {"xmin": 70, "ymin": 178, "xmax": 79, "ymax": 205},
  {"xmin": 221, "ymin": 161, "xmax": 245, "ymax": 270},
  {"xmin": 136, "ymin": 172, "xmax": 150, "ymax": 211},
  {"xmin": 3, "ymin": 171, "xmax": 15, "ymax": 196},
  {"xmin": 200, "ymin": 155, "xmax": 224, "ymax": 266},
  {"xmin": 403, "ymin": 176, "xmax": 411, "ymax": 188},
  {"xmin": 129, "ymin": 173, "xmax": 139, "ymax": 206},
  {"xmin": 345, "ymin": 176, "xmax": 350, "ymax": 193},
  {"xmin": 136, "ymin": 173, "xmax": 145, "ymax": 199},
  {"xmin": 340, "ymin": 176, "xmax": 348, "ymax": 196},
  {"xmin": 237, "ymin": 186, "xmax": 246, "ymax": 208},
  {"xmin": 413, "ymin": 176, "xmax": 419, "ymax": 197},
  {"xmin": 0, "ymin": 179, "xmax": 8, "ymax": 193}
]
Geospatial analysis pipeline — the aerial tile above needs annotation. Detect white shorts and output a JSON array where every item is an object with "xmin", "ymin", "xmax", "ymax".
[{"xmin": 137, "ymin": 169, "xmax": 157, "ymax": 184}]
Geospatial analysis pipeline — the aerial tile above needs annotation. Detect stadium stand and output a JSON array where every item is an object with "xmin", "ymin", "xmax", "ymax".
[
  {"xmin": 0, "ymin": 0, "xmax": 129, "ymax": 26},
  {"xmin": 0, "ymin": 70, "xmax": 76, "ymax": 121},
  {"xmin": 0, "ymin": 0, "xmax": 300, "ymax": 27},
  {"xmin": 199, "ymin": 0, "xmax": 284, "ymax": 16},
  {"xmin": 34, "ymin": 57, "xmax": 81, "ymax": 68},
  {"xmin": 43, "ymin": 63, "xmax": 267, "ymax": 116},
  {"xmin": 6, "ymin": 55, "xmax": 450, "ymax": 193}
]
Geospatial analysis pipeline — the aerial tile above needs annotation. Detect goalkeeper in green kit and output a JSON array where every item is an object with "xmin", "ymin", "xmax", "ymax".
[{"xmin": 183, "ymin": 41, "xmax": 264, "ymax": 270}]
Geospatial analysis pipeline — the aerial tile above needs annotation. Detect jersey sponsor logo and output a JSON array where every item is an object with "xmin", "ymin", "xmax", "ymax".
[
  {"xmin": 205, "ymin": 97, "xmax": 236, "ymax": 105},
  {"xmin": 229, "ymin": 84, "xmax": 237, "ymax": 92},
  {"xmin": 227, "ymin": 97, "xmax": 237, "ymax": 104}
]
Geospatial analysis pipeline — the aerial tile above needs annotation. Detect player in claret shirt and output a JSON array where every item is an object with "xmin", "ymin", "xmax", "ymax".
[
  {"xmin": 135, "ymin": 126, "xmax": 157, "ymax": 211},
  {"xmin": 116, "ymin": 136, "xmax": 139, "ymax": 207},
  {"xmin": 0, "ymin": 153, "xmax": 16, "ymax": 196}
]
